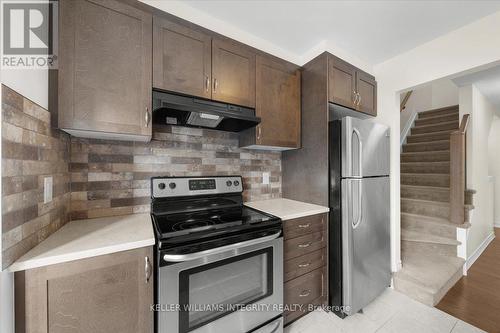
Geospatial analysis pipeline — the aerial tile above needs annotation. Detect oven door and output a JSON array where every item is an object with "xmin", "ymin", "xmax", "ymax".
[{"xmin": 158, "ymin": 232, "xmax": 283, "ymax": 333}]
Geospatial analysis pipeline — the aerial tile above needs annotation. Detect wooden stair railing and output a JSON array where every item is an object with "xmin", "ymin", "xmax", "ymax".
[
  {"xmin": 450, "ymin": 114, "xmax": 470, "ymax": 225},
  {"xmin": 401, "ymin": 90, "xmax": 413, "ymax": 112}
]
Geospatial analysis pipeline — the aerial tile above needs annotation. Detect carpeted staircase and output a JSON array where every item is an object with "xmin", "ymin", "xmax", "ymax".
[{"xmin": 394, "ymin": 105, "xmax": 474, "ymax": 306}]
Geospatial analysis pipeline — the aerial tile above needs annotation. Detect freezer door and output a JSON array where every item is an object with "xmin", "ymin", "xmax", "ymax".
[
  {"xmin": 341, "ymin": 177, "xmax": 391, "ymax": 315},
  {"xmin": 341, "ymin": 117, "xmax": 390, "ymax": 177}
]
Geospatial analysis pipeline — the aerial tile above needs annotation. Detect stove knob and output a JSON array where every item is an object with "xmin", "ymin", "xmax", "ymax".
[
  {"xmin": 169, "ymin": 182, "xmax": 176, "ymax": 189},
  {"xmin": 226, "ymin": 180, "xmax": 232, "ymax": 187},
  {"xmin": 234, "ymin": 180, "xmax": 240, "ymax": 186},
  {"xmin": 158, "ymin": 183, "xmax": 166, "ymax": 190}
]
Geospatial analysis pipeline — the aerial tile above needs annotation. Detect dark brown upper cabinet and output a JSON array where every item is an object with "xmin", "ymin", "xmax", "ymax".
[
  {"xmin": 328, "ymin": 58, "xmax": 357, "ymax": 109},
  {"xmin": 240, "ymin": 55, "xmax": 301, "ymax": 149},
  {"xmin": 153, "ymin": 17, "xmax": 212, "ymax": 99},
  {"xmin": 356, "ymin": 70, "xmax": 377, "ymax": 116},
  {"xmin": 152, "ymin": 20, "xmax": 256, "ymax": 108},
  {"xmin": 328, "ymin": 55, "xmax": 377, "ymax": 116},
  {"xmin": 211, "ymin": 39, "xmax": 256, "ymax": 108},
  {"xmin": 57, "ymin": 0, "xmax": 153, "ymax": 141}
]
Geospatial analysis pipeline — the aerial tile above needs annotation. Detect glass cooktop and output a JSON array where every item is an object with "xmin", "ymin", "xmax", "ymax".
[{"xmin": 153, "ymin": 206, "xmax": 277, "ymax": 238}]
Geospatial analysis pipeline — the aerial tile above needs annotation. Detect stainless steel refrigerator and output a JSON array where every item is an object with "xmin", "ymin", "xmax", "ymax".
[{"xmin": 329, "ymin": 116, "xmax": 391, "ymax": 317}]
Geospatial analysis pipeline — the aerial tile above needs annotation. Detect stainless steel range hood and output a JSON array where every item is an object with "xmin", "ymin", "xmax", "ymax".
[{"xmin": 152, "ymin": 91, "xmax": 260, "ymax": 132}]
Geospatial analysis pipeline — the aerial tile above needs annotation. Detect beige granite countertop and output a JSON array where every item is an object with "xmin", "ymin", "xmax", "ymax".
[
  {"xmin": 8, "ymin": 213, "xmax": 155, "ymax": 272},
  {"xmin": 245, "ymin": 198, "xmax": 329, "ymax": 220}
]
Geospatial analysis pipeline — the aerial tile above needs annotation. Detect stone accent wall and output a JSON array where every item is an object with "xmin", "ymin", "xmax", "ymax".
[
  {"xmin": 1, "ymin": 85, "xmax": 71, "ymax": 269},
  {"xmin": 69, "ymin": 125, "xmax": 282, "ymax": 220},
  {"xmin": 1, "ymin": 85, "xmax": 282, "ymax": 269}
]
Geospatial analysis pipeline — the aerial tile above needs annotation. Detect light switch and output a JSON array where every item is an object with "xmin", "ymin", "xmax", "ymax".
[
  {"xmin": 44, "ymin": 176, "xmax": 53, "ymax": 203},
  {"xmin": 262, "ymin": 172, "xmax": 270, "ymax": 185}
]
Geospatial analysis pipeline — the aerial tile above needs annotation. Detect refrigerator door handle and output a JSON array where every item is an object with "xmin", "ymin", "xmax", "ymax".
[
  {"xmin": 352, "ymin": 179, "xmax": 363, "ymax": 229},
  {"xmin": 352, "ymin": 128, "xmax": 363, "ymax": 177}
]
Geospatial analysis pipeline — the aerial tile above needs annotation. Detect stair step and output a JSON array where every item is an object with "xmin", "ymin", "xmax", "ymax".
[
  {"xmin": 417, "ymin": 105, "xmax": 459, "ymax": 119},
  {"xmin": 401, "ymin": 197, "xmax": 474, "ymax": 219},
  {"xmin": 401, "ymin": 213, "xmax": 466, "ymax": 239},
  {"xmin": 393, "ymin": 253, "xmax": 464, "ymax": 306},
  {"xmin": 402, "ymin": 140, "xmax": 450, "ymax": 153},
  {"xmin": 401, "ymin": 150, "xmax": 450, "ymax": 162},
  {"xmin": 402, "ymin": 230, "xmax": 460, "ymax": 246},
  {"xmin": 401, "ymin": 173, "xmax": 450, "ymax": 187},
  {"xmin": 411, "ymin": 121, "xmax": 459, "ymax": 135},
  {"xmin": 401, "ymin": 185, "xmax": 449, "ymax": 202},
  {"xmin": 406, "ymin": 131, "xmax": 453, "ymax": 144},
  {"xmin": 415, "ymin": 113, "xmax": 459, "ymax": 126},
  {"xmin": 401, "ymin": 197, "xmax": 450, "ymax": 219},
  {"xmin": 401, "ymin": 162, "xmax": 450, "ymax": 174}
]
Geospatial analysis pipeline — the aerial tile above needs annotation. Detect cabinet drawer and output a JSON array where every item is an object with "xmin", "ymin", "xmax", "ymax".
[
  {"xmin": 284, "ymin": 267, "xmax": 325, "ymax": 322},
  {"xmin": 284, "ymin": 249, "xmax": 326, "ymax": 282},
  {"xmin": 284, "ymin": 231, "xmax": 326, "ymax": 260},
  {"xmin": 284, "ymin": 213, "xmax": 326, "ymax": 240}
]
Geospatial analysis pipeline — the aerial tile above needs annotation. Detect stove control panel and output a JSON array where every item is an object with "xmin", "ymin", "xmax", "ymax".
[{"xmin": 152, "ymin": 176, "xmax": 243, "ymax": 198}]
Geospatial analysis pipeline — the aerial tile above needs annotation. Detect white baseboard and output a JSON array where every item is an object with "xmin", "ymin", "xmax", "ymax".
[
  {"xmin": 494, "ymin": 221, "xmax": 500, "ymax": 228},
  {"xmin": 466, "ymin": 232, "xmax": 495, "ymax": 271}
]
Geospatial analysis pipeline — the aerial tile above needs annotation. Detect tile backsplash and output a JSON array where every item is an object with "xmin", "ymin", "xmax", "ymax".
[
  {"xmin": 2, "ymin": 86, "xmax": 282, "ymax": 268},
  {"xmin": 2, "ymin": 85, "xmax": 71, "ymax": 269},
  {"xmin": 69, "ymin": 125, "xmax": 282, "ymax": 220}
]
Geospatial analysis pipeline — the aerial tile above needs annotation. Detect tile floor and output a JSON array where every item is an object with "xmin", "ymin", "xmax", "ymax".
[{"xmin": 284, "ymin": 289, "xmax": 485, "ymax": 333}]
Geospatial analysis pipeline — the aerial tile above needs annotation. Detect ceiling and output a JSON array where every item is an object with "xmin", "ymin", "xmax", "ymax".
[
  {"xmin": 453, "ymin": 64, "xmax": 500, "ymax": 112},
  {"xmin": 173, "ymin": 0, "xmax": 500, "ymax": 66}
]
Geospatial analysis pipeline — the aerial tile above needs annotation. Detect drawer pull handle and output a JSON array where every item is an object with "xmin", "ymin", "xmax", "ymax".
[
  {"xmin": 298, "ymin": 223, "xmax": 310, "ymax": 228},
  {"xmin": 145, "ymin": 256, "xmax": 152, "ymax": 284},
  {"xmin": 299, "ymin": 290, "xmax": 311, "ymax": 297},
  {"xmin": 298, "ymin": 262, "xmax": 311, "ymax": 268},
  {"xmin": 298, "ymin": 242, "xmax": 311, "ymax": 248}
]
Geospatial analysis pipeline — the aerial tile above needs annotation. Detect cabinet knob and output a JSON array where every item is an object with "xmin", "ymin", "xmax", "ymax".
[
  {"xmin": 357, "ymin": 92, "xmax": 362, "ymax": 106},
  {"xmin": 298, "ymin": 262, "xmax": 311, "ymax": 268},
  {"xmin": 145, "ymin": 108, "xmax": 150, "ymax": 127},
  {"xmin": 298, "ymin": 242, "xmax": 311, "ymax": 248},
  {"xmin": 145, "ymin": 256, "xmax": 152, "ymax": 283},
  {"xmin": 298, "ymin": 223, "xmax": 310, "ymax": 229},
  {"xmin": 257, "ymin": 126, "xmax": 261, "ymax": 140},
  {"xmin": 299, "ymin": 290, "xmax": 311, "ymax": 297},
  {"xmin": 353, "ymin": 90, "xmax": 359, "ymax": 105}
]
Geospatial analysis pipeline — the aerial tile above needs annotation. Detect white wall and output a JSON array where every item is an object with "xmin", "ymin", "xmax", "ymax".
[
  {"xmin": 1, "ymin": 69, "xmax": 48, "ymax": 109},
  {"xmin": 431, "ymin": 79, "xmax": 459, "ymax": 109},
  {"xmin": 374, "ymin": 10, "xmax": 500, "ymax": 271},
  {"xmin": 460, "ymin": 85, "xmax": 495, "ymax": 257},
  {"xmin": 489, "ymin": 116, "xmax": 500, "ymax": 226}
]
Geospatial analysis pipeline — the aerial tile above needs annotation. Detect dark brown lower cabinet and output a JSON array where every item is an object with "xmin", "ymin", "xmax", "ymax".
[
  {"xmin": 15, "ymin": 247, "xmax": 154, "ymax": 333},
  {"xmin": 283, "ymin": 213, "xmax": 328, "ymax": 325}
]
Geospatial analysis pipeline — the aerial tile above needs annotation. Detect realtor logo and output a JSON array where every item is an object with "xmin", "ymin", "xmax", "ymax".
[{"xmin": 1, "ymin": 0, "xmax": 58, "ymax": 68}]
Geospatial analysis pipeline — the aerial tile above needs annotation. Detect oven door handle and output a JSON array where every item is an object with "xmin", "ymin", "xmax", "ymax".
[{"xmin": 163, "ymin": 231, "xmax": 282, "ymax": 262}]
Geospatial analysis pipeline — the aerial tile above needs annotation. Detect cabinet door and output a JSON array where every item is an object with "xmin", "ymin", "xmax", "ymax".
[
  {"xmin": 212, "ymin": 39, "xmax": 256, "ymax": 107},
  {"xmin": 255, "ymin": 55, "xmax": 301, "ymax": 148},
  {"xmin": 153, "ymin": 17, "xmax": 211, "ymax": 99},
  {"xmin": 16, "ymin": 247, "xmax": 154, "ymax": 333},
  {"xmin": 328, "ymin": 57, "xmax": 356, "ymax": 109},
  {"xmin": 58, "ymin": 0, "xmax": 152, "ymax": 137},
  {"xmin": 356, "ymin": 71, "xmax": 377, "ymax": 116}
]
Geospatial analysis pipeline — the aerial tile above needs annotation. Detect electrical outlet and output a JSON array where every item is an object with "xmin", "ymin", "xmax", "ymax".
[
  {"xmin": 44, "ymin": 176, "xmax": 53, "ymax": 203},
  {"xmin": 262, "ymin": 172, "xmax": 270, "ymax": 185}
]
